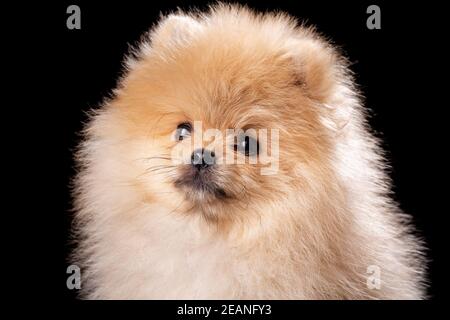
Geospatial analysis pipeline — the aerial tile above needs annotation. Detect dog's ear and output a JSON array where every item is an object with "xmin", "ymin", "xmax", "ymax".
[
  {"xmin": 288, "ymin": 34, "xmax": 340, "ymax": 102},
  {"xmin": 151, "ymin": 14, "xmax": 202, "ymax": 47}
]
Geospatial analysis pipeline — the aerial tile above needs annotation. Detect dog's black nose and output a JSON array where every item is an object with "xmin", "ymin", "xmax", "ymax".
[{"xmin": 191, "ymin": 148, "xmax": 215, "ymax": 170}]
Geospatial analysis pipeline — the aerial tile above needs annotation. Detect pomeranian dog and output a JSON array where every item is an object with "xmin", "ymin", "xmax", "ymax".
[{"xmin": 72, "ymin": 4, "xmax": 426, "ymax": 299}]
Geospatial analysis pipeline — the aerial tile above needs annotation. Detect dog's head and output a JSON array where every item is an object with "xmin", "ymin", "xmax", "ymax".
[{"xmin": 100, "ymin": 6, "xmax": 344, "ymax": 224}]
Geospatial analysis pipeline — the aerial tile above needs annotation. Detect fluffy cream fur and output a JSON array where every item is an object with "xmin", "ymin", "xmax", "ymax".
[{"xmin": 72, "ymin": 4, "xmax": 426, "ymax": 299}]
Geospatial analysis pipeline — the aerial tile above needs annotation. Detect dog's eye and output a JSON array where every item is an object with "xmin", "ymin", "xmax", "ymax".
[
  {"xmin": 235, "ymin": 135, "xmax": 259, "ymax": 156},
  {"xmin": 175, "ymin": 122, "xmax": 192, "ymax": 141}
]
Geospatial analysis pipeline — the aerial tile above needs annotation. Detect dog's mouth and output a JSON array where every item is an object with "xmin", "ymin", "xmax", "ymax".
[{"xmin": 173, "ymin": 167, "xmax": 230, "ymax": 201}]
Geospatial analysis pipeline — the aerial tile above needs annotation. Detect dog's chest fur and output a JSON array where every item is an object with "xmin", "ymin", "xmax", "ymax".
[{"xmin": 90, "ymin": 206, "xmax": 253, "ymax": 299}]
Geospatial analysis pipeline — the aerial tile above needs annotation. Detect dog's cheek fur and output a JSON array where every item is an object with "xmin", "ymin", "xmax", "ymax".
[{"xmin": 72, "ymin": 4, "xmax": 427, "ymax": 299}]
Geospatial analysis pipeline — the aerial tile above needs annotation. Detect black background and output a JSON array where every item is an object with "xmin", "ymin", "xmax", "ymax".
[{"xmin": 23, "ymin": 0, "xmax": 445, "ymax": 303}]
